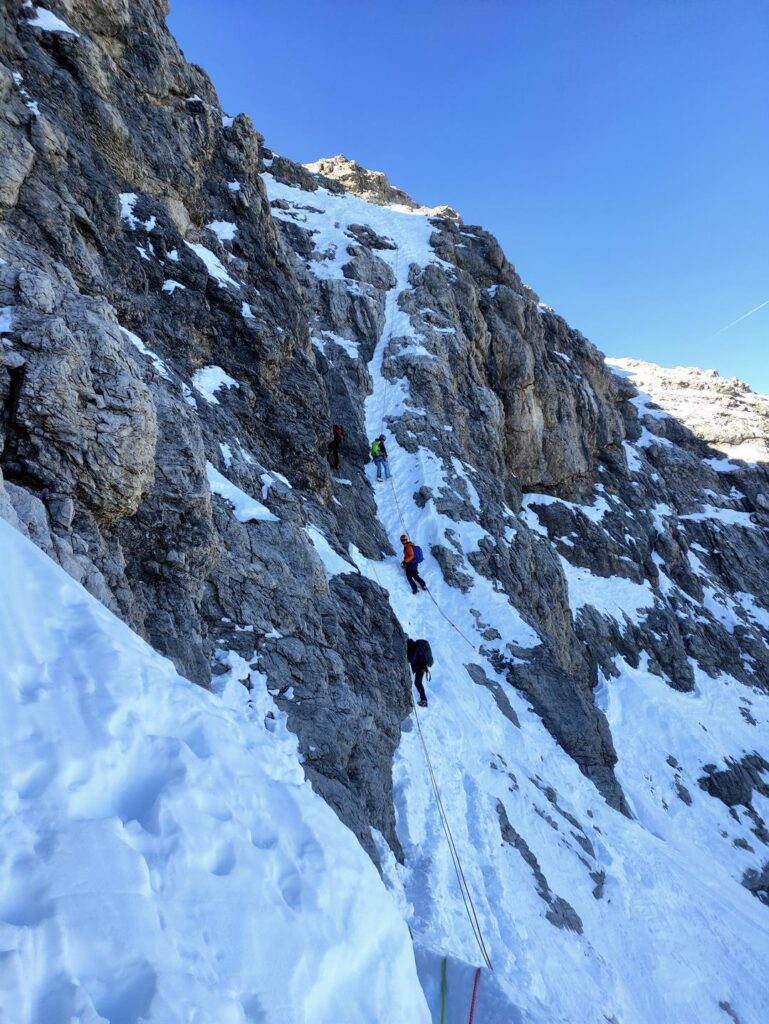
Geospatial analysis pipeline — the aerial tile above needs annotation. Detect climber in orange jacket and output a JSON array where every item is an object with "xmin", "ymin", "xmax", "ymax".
[{"xmin": 401, "ymin": 534, "xmax": 427, "ymax": 595}]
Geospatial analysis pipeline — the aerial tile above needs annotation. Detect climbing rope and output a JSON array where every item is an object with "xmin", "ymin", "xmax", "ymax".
[
  {"xmin": 386, "ymin": 471, "xmax": 410, "ymax": 536},
  {"xmin": 440, "ymin": 956, "xmax": 485, "ymax": 1024},
  {"xmin": 440, "ymin": 957, "xmax": 448, "ymax": 1024},
  {"xmin": 468, "ymin": 967, "xmax": 482, "ymax": 1024},
  {"xmin": 424, "ymin": 586, "xmax": 479, "ymax": 652},
  {"xmin": 375, "ymin": 244, "xmax": 493, "ymax": 997},
  {"xmin": 411, "ymin": 695, "xmax": 494, "ymax": 972}
]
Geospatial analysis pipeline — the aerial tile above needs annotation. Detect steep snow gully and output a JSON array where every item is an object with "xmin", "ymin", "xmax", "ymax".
[
  {"xmin": 263, "ymin": 175, "xmax": 769, "ymax": 1023},
  {"xmin": 2, "ymin": 4, "xmax": 769, "ymax": 1022}
]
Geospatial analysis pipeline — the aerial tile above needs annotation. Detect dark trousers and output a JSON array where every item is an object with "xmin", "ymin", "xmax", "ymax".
[
  {"xmin": 327, "ymin": 438, "xmax": 341, "ymax": 469},
  {"xmin": 413, "ymin": 668, "xmax": 427, "ymax": 703},
  {"xmin": 405, "ymin": 563, "xmax": 427, "ymax": 594}
]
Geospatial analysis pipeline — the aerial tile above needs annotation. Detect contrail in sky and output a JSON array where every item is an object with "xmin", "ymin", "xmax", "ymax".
[{"xmin": 714, "ymin": 298, "xmax": 769, "ymax": 336}]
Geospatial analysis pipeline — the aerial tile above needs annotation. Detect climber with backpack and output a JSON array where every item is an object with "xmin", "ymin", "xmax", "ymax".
[
  {"xmin": 370, "ymin": 433, "xmax": 391, "ymax": 481},
  {"xmin": 406, "ymin": 638, "xmax": 433, "ymax": 707},
  {"xmin": 327, "ymin": 423, "xmax": 344, "ymax": 470},
  {"xmin": 401, "ymin": 534, "xmax": 427, "ymax": 594}
]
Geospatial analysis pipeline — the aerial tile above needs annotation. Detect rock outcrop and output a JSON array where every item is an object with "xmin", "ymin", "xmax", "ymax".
[
  {"xmin": 305, "ymin": 153, "xmax": 459, "ymax": 219},
  {"xmin": 609, "ymin": 357, "xmax": 769, "ymax": 463}
]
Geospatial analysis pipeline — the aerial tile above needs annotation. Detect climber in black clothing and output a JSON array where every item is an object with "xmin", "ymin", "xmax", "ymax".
[
  {"xmin": 327, "ymin": 423, "xmax": 344, "ymax": 469},
  {"xmin": 407, "ymin": 638, "xmax": 433, "ymax": 707}
]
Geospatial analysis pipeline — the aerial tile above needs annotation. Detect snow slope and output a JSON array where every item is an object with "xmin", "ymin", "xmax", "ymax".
[
  {"xmin": 0, "ymin": 518, "xmax": 429, "ymax": 1024},
  {"xmin": 264, "ymin": 174, "xmax": 769, "ymax": 1022}
]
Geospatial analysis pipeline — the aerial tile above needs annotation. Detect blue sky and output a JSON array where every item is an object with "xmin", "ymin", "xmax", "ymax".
[{"xmin": 168, "ymin": 0, "xmax": 769, "ymax": 391}]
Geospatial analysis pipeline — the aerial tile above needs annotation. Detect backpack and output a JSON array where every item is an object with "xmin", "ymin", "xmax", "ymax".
[
  {"xmin": 371, "ymin": 439, "xmax": 382, "ymax": 457},
  {"xmin": 412, "ymin": 544, "xmax": 424, "ymax": 565},
  {"xmin": 333, "ymin": 424, "xmax": 344, "ymax": 441},
  {"xmin": 414, "ymin": 639, "xmax": 433, "ymax": 668}
]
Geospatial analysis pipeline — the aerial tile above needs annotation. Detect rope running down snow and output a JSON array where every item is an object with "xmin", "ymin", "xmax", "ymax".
[
  {"xmin": 378, "ymin": 245, "xmax": 492, "ymax": 977},
  {"xmin": 440, "ymin": 957, "xmax": 448, "ymax": 1024},
  {"xmin": 468, "ymin": 967, "xmax": 482, "ymax": 1024},
  {"xmin": 423, "ymin": 585, "xmax": 478, "ymax": 652},
  {"xmin": 411, "ymin": 696, "xmax": 494, "ymax": 972}
]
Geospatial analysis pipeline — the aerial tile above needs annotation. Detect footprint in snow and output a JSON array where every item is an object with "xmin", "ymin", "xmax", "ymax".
[
  {"xmin": 278, "ymin": 867, "xmax": 303, "ymax": 911},
  {"xmin": 206, "ymin": 841, "xmax": 236, "ymax": 877},
  {"xmin": 12, "ymin": 756, "xmax": 57, "ymax": 800},
  {"xmin": 0, "ymin": 856, "xmax": 52, "ymax": 926},
  {"xmin": 249, "ymin": 826, "xmax": 278, "ymax": 851}
]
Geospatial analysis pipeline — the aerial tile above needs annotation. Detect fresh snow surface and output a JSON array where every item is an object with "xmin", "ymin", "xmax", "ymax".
[
  {"xmin": 119, "ymin": 193, "xmax": 156, "ymax": 233},
  {"xmin": 0, "ymin": 518, "xmax": 428, "ymax": 1023},
  {"xmin": 184, "ymin": 241, "xmax": 240, "ymax": 289},
  {"xmin": 680, "ymin": 504, "xmax": 757, "ymax": 529},
  {"xmin": 279, "ymin": 174, "xmax": 769, "ymax": 1021},
  {"xmin": 705, "ymin": 455, "xmax": 742, "ymax": 473},
  {"xmin": 191, "ymin": 365, "xmax": 240, "ymax": 404},
  {"xmin": 207, "ymin": 220, "xmax": 237, "ymax": 242},
  {"xmin": 25, "ymin": 5, "xmax": 79, "ymax": 35},
  {"xmin": 260, "ymin": 469, "xmax": 292, "ymax": 500},
  {"xmin": 521, "ymin": 491, "xmax": 611, "ymax": 527},
  {"xmin": 450, "ymin": 457, "xmax": 481, "ymax": 510},
  {"xmin": 606, "ymin": 360, "xmax": 670, "ymax": 420},
  {"xmin": 241, "ymin": 301, "xmax": 255, "ymax": 320},
  {"xmin": 734, "ymin": 591, "xmax": 769, "ymax": 630},
  {"xmin": 206, "ymin": 463, "xmax": 279, "ymax": 523},
  {"xmin": 228, "ymin": 180, "xmax": 242, "ymax": 192},
  {"xmin": 11, "ymin": 71, "xmax": 40, "ymax": 116},
  {"xmin": 219, "ymin": 442, "xmax": 233, "ymax": 468},
  {"xmin": 316, "ymin": 328, "xmax": 359, "ymax": 359},
  {"xmin": 118, "ymin": 325, "xmax": 171, "ymax": 380},
  {"xmin": 636, "ymin": 424, "xmax": 673, "ymax": 449},
  {"xmin": 623, "ymin": 439, "xmax": 643, "ymax": 472},
  {"xmin": 161, "ymin": 279, "xmax": 185, "ymax": 294},
  {"xmin": 558, "ymin": 555, "xmax": 656, "ymax": 622},
  {"xmin": 0, "ymin": 307, "xmax": 13, "ymax": 334},
  {"xmin": 304, "ymin": 526, "xmax": 357, "ymax": 577}
]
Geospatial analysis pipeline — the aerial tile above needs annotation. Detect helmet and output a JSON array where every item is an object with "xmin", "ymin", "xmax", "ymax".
[
  {"xmin": 378, "ymin": 434, "xmax": 385, "ymax": 440},
  {"xmin": 400, "ymin": 534, "xmax": 409, "ymax": 542}
]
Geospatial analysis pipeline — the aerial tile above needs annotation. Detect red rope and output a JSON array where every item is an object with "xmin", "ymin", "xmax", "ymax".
[{"xmin": 467, "ymin": 967, "xmax": 482, "ymax": 1024}]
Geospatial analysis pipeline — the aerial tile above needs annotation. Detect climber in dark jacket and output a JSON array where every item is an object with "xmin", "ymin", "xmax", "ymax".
[
  {"xmin": 327, "ymin": 423, "xmax": 344, "ymax": 470},
  {"xmin": 407, "ymin": 638, "xmax": 433, "ymax": 707}
]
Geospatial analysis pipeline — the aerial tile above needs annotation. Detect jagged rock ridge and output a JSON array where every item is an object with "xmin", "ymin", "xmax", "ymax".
[
  {"xmin": 609, "ymin": 357, "xmax": 769, "ymax": 464},
  {"xmin": 304, "ymin": 153, "xmax": 460, "ymax": 219}
]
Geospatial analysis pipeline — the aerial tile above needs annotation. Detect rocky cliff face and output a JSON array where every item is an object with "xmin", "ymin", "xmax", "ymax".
[{"xmin": 2, "ymin": 2, "xmax": 768, "ymax": 1021}]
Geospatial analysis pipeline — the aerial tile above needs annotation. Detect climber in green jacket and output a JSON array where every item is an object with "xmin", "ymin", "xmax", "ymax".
[{"xmin": 371, "ymin": 434, "xmax": 391, "ymax": 481}]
